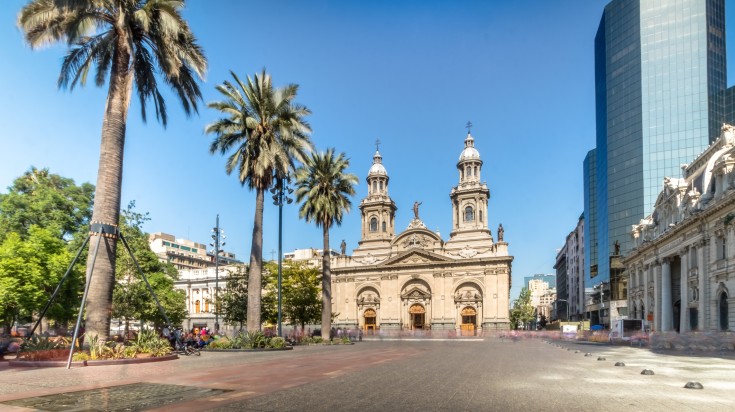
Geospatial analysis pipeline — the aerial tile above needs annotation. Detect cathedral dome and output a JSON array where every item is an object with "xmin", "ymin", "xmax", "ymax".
[
  {"xmin": 368, "ymin": 151, "xmax": 387, "ymax": 176},
  {"xmin": 459, "ymin": 133, "xmax": 480, "ymax": 161}
]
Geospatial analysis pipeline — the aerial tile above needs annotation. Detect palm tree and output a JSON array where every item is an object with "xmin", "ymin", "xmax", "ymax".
[
  {"xmin": 294, "ymin": 149, "xmax": 357, "ymax": 340},
  {"xmin": 206, "ymin": 70, "xmax": 312, "ymax": 332},
  {"xmin": 18, "ymin": 0, "xmax": 207, "ymax": 341}
]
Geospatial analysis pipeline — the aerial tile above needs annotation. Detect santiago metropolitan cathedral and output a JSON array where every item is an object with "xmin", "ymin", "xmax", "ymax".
[{"xmin": 331, "ymin": 131, "xmax": 513, "ymax": 334}]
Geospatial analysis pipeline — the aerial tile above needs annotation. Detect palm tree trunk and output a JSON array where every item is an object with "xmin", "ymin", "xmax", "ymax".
[
  {"xmin": 247, "ymin": 187, "xmax": 264, "ymax": 331},
  {"xmin": 321, "ymin": 223, "xmax": 332, "ymax": 340},
  {"xmin": 84, "ymin": 31, "xmax": 133, "ymax": 343}
]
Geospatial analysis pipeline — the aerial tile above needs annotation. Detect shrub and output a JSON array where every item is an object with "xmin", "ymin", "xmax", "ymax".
[
  {"xmin": 208, "ymin": 338, "xmax": 232, "ymax": 350},
  {"xmin": 72, "ymin": 352, "xmax": 90, "ymax": 361},
  {"xmin": 131, "ymin": 329, "xmax": 171, "ymax": 357},
  {"xmin": 268, "ymin": 337, "xmax": 286, "ymax": 349},
  {"xmin": 244, "ymin": 331, "xmax": 267, "ymax": 349}
]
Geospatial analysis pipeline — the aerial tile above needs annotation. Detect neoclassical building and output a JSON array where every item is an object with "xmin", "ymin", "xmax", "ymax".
[
  {"xmin": 331, "ymin": 132, "xmax": 513, "ymax": 334},
  {"xmin": 624, "ymin": 124, "xmax": 735, "ymax": 333}
]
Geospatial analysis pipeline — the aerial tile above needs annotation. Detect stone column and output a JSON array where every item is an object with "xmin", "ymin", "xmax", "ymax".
[
  {"xmin": 697, "ymin": 241, "xmax": 706, "ymax": 330},
  {"xmin": 643, "ymin": 264, "xmax": 650, "ymax": 325},
  {"xmin": 661, "ymin": 258, "xmax": 673, "ymax": 332},
  {"xmin": 653, "ymin": 262, "xmax": 660, "ymax": 331},
  {"xmin": 680, "ymin": 248, "xmax": 689, "ymax": 333}
]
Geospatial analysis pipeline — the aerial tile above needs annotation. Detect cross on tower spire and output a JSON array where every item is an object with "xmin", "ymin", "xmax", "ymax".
[
  {"xmin": 375, "ymin": 138, "xmax": 381, "ymax": 152},
  {"xmin": 466, "ymin": 121, "xmax": 473, "ymax": 134}
]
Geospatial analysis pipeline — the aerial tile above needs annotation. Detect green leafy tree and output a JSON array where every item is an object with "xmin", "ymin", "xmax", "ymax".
[
  {"xmin": 282, "ymin": 261, "xmax": 321, "ymax": 334},
  {"xmin": 206, "ymin": 70, "xmax": 312, "ymax": 331},
  {"xmin": 19, "ymin": 0, "xmax": 207, "ymax": 341},
  {"xmin": 261, "ymin": 261, "xmax": 279, "ymax": 327},
  {"xmin": 510, "ymin": 287, "xmax": 535, "ymax": 330},
  {"xmin": 0, "ymin": 167, "xmax": 94, "ymax": 241},
  {"xmin": 0, "ymin": 226, "xmax": 82, "ymax": 333},
  {"xmin": 294, "ymin": 149, "xmax": 358, "ymax": 340},
  {"xmin": 219, "ymin": 265, "xmax": 249, "ymax": 331},
  {"xmin": 112, "ymin": 202, "xmax": 185, "ymax": 333}
]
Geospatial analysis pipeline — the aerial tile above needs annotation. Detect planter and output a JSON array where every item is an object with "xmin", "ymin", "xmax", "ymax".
[
  {"xmin": 9, "ymin": 354, "xmax": 179, "ymax": 367},
  {"xmin": 202, "ymin": 347, "xmax": 293, "ymax": 352}
]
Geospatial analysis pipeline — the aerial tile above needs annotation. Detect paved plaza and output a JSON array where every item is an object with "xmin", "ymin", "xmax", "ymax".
[{"xmin": 1, "ymin": 337, "xmax": 734, "ymax": 411}]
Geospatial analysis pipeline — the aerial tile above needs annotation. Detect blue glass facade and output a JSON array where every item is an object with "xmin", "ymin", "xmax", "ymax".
[
  {"xmin": 583, "ymin": 149, "xmax": 597, "ymax": 285},
  {"xmin": 590, "ymin": 0, "xmax": 727, "ymax": 289}
]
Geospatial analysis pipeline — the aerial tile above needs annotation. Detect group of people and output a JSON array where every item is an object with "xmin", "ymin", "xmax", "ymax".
[
  {"xmin": 162, "ymin": 326, "xmax": 215, "ymax": 349},
  {"xmin": 330, "ymin": 327, "xmax": 363, "ymax": 341}
]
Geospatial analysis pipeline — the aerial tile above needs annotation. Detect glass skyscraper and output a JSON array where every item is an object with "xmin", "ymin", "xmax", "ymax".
[{"xmin": 586, "ymin": 0, "xmax": 728, "ymax": 288}]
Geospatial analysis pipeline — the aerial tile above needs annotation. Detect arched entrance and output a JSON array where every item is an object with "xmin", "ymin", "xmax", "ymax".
[
  {"xmin": 409, "ymin": 304, "xmax": 426, "ymax": 329},
  {"xmin": 364, "ymin": 308, "xmax": 377, "ymax": 334},
  {"xmin": 460, "ymin": 306, "xmax": 477, "ymax": 336}
]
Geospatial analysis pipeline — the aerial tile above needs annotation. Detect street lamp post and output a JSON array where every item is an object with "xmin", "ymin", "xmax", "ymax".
[
  {"xmin": 271, "ymin": 176, "xmax": 293, "ymax": 338},
  {"xmin": 210, "ymin": 215, "xmax": 226, "ymax": 334},
  {"xmin": 556, "ymin": 299, "xmax": 570, "ymax": 322}
]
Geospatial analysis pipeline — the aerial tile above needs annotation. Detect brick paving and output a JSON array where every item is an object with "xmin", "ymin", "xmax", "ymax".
[{"xmin": 1, "ymin": 338, "xmax": 734, "ymax": 411}]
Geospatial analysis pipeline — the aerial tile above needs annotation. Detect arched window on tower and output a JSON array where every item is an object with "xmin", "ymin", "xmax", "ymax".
[
  {"xmin": 379, "ymin": 181, "xmax": 383, "ymax": 191},
  {"xmin": 474, "ymin": 166, "xmax": 478, "ymax": 176},
  {"xmin": 370, "ymin": 217, "xmax": 378, "ymax": 232},
  {"xmin": 464, "ymin": 206, "xmax": 474, "ymax": 222},
  {"xmin": 372, "ymin": 181, "xmax": 377, "ymax": 192},
  {"xmin": 382, "ymin": 221, "xmax": 387, "ymax": 232},
  {"xmin": 479, "ymin": 210, "xmax": 483, "ymax": 222}
]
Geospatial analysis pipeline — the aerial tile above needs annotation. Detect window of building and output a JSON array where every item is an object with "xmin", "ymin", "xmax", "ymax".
[
  {"xmin": 464, "ymin": 206, "xmax": 474, "ymax": 222},
  {"xmin": 720, "ymin": 292, "xmax": 729, "ymax": 331},
  {"xmin": 370, "ymin": 217, "xmax": 378, "ymax": 232},
  {"xmin": 205, "ymin": 300, "xmax": 210, "ymax": 312},
  {"xmin": 379, "ymin": 181, "xmax": 383, "ymax": 191},
  {"xmin": 717, "ymin": 235, "xmax": 727, "ymax": 260},
  {"xmin": 195, "ymin": 300, "xmax": 201, "ymax": 313},
  {"xmin": 474, "ymin": 166, "xmax": 478, "ymax": 176},
  {"xmin": 479, "ymin": 210, "xmax": 483, "ymax": 222},
  {"xmin": 382, "ymin": 221, "xmax": 387, "ymax": 232},
  {"xmin": 689, "ymin": 247, "xmax": 697, "ymax": 268},
  {"xmin": 372, "ymin": 181, "xmax": 377, "ymax": 192}
]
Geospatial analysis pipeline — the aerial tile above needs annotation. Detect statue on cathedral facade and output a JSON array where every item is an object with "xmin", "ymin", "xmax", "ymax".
[{"xmin": 413, "ymin": 201, "xmax": 422, "ymax": 219}]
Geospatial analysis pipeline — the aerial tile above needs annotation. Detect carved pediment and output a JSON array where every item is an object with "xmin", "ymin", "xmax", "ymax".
[
  {"xmin": 401, "ymin": 286, "xmax": 432, "ymax": 300},
  {"xmin": 380, "ymin": 249, "xmax": 452, "ymax": 267}
]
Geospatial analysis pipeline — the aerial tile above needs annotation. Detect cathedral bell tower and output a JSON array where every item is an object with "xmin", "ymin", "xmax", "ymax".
[
  {"xmin": 447, "ymin": 131, "xmax": 493, "ymax": 242},
  {"xmin": 356, "ymin": 148, "xmax": 397, "ymax": 253}
]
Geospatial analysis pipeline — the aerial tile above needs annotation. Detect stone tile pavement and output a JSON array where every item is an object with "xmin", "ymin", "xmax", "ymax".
[{"xmin": 0, "ymin": 338, "xmax": 733, "ymax": 411}]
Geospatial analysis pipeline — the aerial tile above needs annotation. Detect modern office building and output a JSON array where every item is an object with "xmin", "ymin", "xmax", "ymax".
[{"xmin": 586, "ymin": 0, "xmax": 729, "ymax": 311}]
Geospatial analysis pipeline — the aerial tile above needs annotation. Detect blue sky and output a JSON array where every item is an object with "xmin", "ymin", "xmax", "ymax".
[{"xmin": 2, "ymin": 0, "xmax": 733, "ymax": 302}]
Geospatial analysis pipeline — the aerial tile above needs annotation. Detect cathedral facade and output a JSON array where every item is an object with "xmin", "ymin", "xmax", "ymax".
[{"xmin": 331, "ymin": 132, "xmax": 513, "ymax": 334}]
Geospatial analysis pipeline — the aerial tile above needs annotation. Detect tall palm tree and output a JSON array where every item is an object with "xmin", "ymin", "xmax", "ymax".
[
  {"xmin": 206, "ymin": 70, "xmax": 312, "ymax": 332},
  {"xmin": 294, "ymin": 149, "xmax": 357, "ymax": 340},
  {"xmin": 18, "ymin": 0, "xmax": 207, "ymax": 341}
]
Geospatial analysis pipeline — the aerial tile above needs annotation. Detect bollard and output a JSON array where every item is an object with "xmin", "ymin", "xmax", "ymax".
[
  {"xmin": 615, "ymin": 362, "xmax": 625, "ymax": 367},
  {"xmin": 597, "ymin": 356, "xmax": 606, "ymax": 361},
  {"xmin": 641, "ymin": 369, "xmax": 654, "ymax": 375},
  {"xmin": 684, "ymin": 382, "xmax": 703, "ymax": 389}
]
